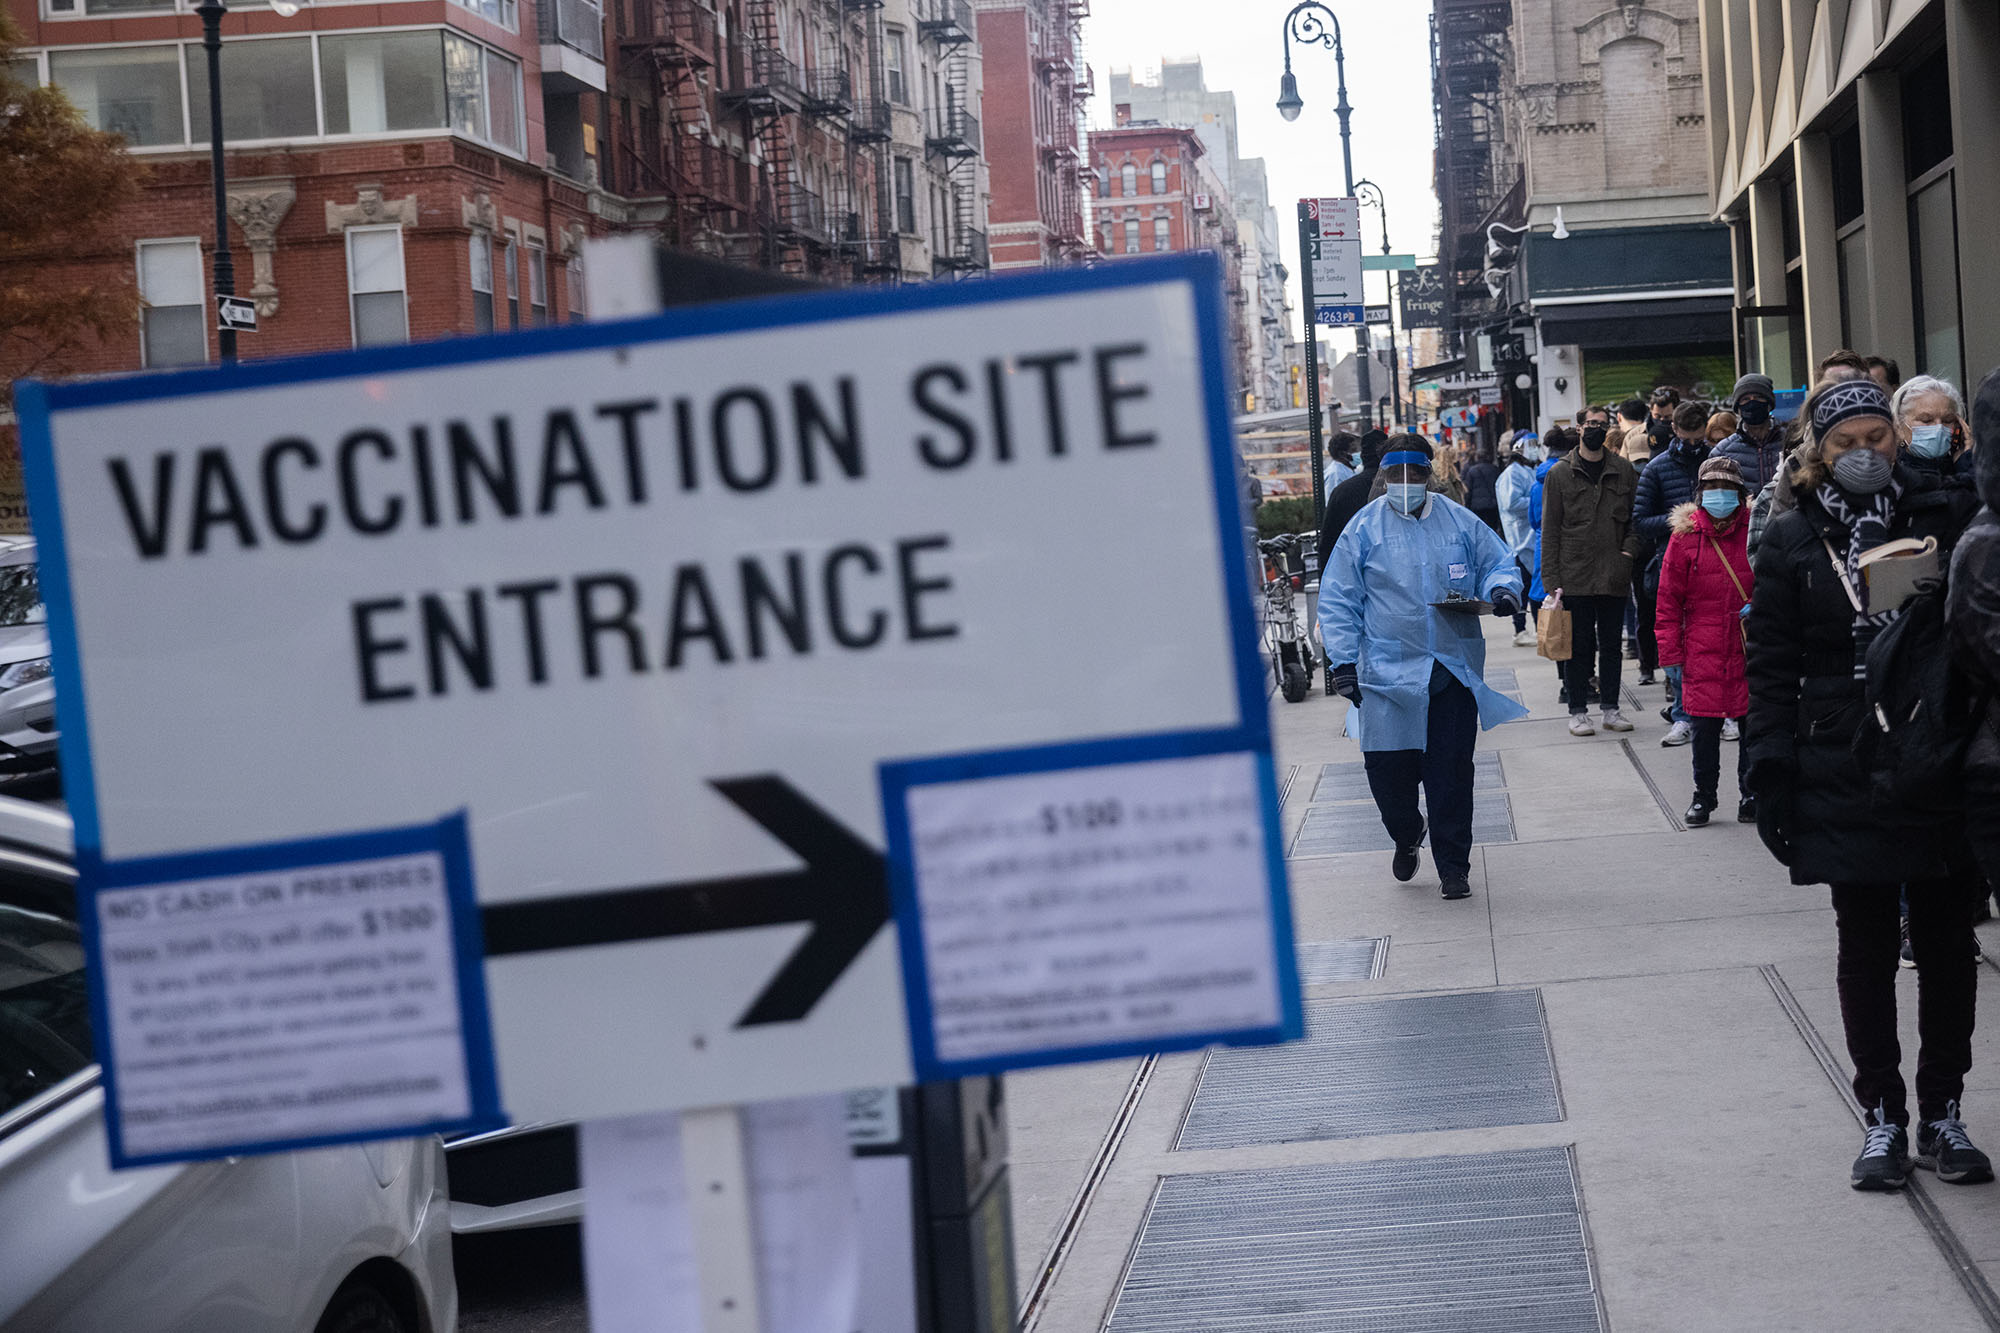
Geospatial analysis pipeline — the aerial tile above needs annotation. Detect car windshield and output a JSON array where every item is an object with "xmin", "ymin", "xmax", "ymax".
[
  {"xmin": 0, "ymin": 564, "xmax": 45, "ymax": 628},
  {"xmin": 0, "ymin": 900, "xmax": 91, "ymax": 1120}
]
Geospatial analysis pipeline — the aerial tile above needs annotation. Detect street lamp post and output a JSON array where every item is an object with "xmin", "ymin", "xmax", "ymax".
[
  {"xmin": 1354, "ymin": 178, "xmax": 1402, "ymax": 428},
  {"xmin": 1277, "ymin": 0, "xmax": 1370, "ymax": 535},
  {"xmin": 195, "ymin": 0, "xmax": 238, "ymax": 363}
]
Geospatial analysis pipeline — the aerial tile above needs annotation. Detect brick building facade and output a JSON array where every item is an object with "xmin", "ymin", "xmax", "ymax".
[{"xmin": 974, "ymin": 0, "xmax": 1088, "ymax": 270}]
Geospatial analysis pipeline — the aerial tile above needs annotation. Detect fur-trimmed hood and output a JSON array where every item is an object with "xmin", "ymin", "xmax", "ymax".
[{"xmin": 1668, "ymin": 500, "xmax": 1748, "ymax": 537}]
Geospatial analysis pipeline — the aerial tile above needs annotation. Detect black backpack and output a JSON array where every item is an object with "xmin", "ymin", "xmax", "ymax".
[{"xmin": 1854, "ymin": 585, "xmax": 1988, "ymax": 808}]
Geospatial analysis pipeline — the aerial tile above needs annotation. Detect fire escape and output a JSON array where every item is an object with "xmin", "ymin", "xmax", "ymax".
[
  {"xmin": 1431, "ymin": 0, "xmax": 1516, "ymax": 343},
  {"xmin": 919, "ymin": 0, "xmax": 985, "ymax": 276},
  {"xmin": 617, "ymin": 0, "xmax": 743, "ymax": 248},
  {"xmin": 1038, "ymin": 0, "xmax": 1090, "ymax": 262}
]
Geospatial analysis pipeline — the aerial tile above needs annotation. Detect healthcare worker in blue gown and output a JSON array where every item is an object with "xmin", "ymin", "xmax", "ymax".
[{"xmin": 1319, "ymin": 436, "xmax": 1529, "ymax": 901}]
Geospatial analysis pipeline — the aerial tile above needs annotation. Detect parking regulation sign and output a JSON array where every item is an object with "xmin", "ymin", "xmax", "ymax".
[{"xmin": 17, "ymin": 255, "xmax": 1302, "ymax": 1141}]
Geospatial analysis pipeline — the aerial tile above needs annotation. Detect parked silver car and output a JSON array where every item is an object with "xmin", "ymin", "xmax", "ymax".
[
  {"xmin": 0, "ymin": 798, "xmax": 457, "ymax": 1332},
  {"xmin": 0, "ymin": 538, "xmax": 57, "ymax": 775}
]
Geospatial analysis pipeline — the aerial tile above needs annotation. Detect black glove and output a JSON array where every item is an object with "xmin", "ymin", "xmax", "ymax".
[
  {"xmin": 1331, "ymin": 663, "xmax": 1362, "ymax": 707},
  {"xmin": 1490, "ymin": 588, "xmax": 1522, "ymax": 619},
  {"xmin": 1750, "ymin": 763, "xmax": 1797, "ymax": 867}
]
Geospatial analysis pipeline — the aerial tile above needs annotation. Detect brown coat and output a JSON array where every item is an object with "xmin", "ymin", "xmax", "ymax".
[{"xmin": 1540, "ymin": 449, "xmax": 1641, "ymax": 598}]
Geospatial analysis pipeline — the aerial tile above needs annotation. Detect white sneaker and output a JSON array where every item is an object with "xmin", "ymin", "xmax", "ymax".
[
  {"xmin": 1512, "ymin": 629, "xmax": 1534, "ymax": 647},
  {"xmin": 1568, "ymin": 715, "xmax": 1596, "ymax": 737},
  {"xmin": 1722, "ymin": 718, "xmax": 1741, "ymax": 742},
  {"xmin": 1601, "ymin": 709, "xmax": 1634, "ymax": 732},
  {"xmin": 1661, "ymin": 720, "xmax": 1693, "ymax": 747}
]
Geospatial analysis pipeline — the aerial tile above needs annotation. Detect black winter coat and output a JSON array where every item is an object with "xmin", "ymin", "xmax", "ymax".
[
  {"xmin": 1633, "ymin": 442, "xmax": 1709, "ymax": 577},
  {"xmin": 1746, "ymin": 463, "xmax": 1977, "ymax": 885},
  {"xmin": 1949, "ymin": 507, "xmax": 2000, "ymax": 888},
  {"xmin": 1318, "ymin": 465, "xmax": 1379, "ymax": 575},
  {"xmin": 1461, "ymin": 460, "xmax": 1500, "ymax": 512}
]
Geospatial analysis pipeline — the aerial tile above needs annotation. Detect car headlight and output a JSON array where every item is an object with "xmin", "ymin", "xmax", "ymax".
[{"xmin": 0, "ymin": 658, "xmax": 51, "ymax": 691}]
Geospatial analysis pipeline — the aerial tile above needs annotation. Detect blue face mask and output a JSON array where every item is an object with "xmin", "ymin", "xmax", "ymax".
[
  {"xmin": 1909, "ymin": 423, "xmax": 1953, "ymax": 459},
  {"xmin": 1700, "ymin": 490, "xmax": 1741, "ymax": 520},
  {"xmin": 1387, "ymin": 483, "xmax": 1428, "ymax": 516}
]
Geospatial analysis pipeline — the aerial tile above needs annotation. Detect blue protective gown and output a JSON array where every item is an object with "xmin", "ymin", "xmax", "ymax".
[
  {"xmin": 1318, "ymin": 492, "xmax": 1529, "ymax": 752},
  {"xmin": 1495, "ymin": 460, "xmax": 1536, "ymax": 565},
  {"xmin": 1527, "ymin": 455, "xmax": 1561, "ymax": 601},
  {"xmin": 1322, "ymin": 456, "xmax": 1357, "ymax": 498}
]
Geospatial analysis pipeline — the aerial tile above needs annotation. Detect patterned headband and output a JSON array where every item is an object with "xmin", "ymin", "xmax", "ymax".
[{"xmin": 1812, "ymin": 379, "xmax": 1892, "ymax": 435}]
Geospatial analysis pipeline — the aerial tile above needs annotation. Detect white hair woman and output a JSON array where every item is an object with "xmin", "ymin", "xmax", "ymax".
[{"xmin": 1890, "ymin": 374, "xmax": 1971, "ymax": 490}]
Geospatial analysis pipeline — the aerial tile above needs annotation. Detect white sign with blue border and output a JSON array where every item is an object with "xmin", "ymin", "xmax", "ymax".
[{"xmin": 17, "ymin": 254, "xmax": 1301, "ymax": 1129}]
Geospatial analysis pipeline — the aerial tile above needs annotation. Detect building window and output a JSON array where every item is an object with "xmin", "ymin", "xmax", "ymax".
[
  {"xmin": 1830, "ymin": 120, "xmax": 1863, "ymax": 229},
  {"xmin": 1153, "ymin": 216, "xmax": 1170, "ymax": 252},
  {"xmin": 470, "ymin": 233, "xmax": 494, "ymax": 333},
  {"xmin": 347, "ymin": 225, "xmax": 408, "ymax": 346},
  {"xmin": 1910, "ymin": 172, "xmax": 1962, "ymax": 385},
  {"xmin": 450, "ymin": 0, "xmax": 517, "ymax": 31},
  {"xmin": 319, "ymin": 31, "xmax": 450, "ymax": 135},
  {"xmin": 1120, "ymin": 161, "xmax": 1136, "ymax": 197},
  {"xmin": 43, "ymin": 0, "xmax": 172, "ymax": 17},
  {"xmin": 444, "ymin": 35, "xmax": 521, "ymax": 152},
  {"xmin": 527, "ymin": 243, "xmax": 547, "ymax": 325},
  {"xmin": 567, "ymin": 254, "xmax": 585, "ymax": 316},
  {"xmin": 894, "ymin": 157, "xmax": 916, "ymax": 233},
  {"xmin": 1836, "ymin": 222, "xmax": 1869, "ymax": 353},
  {"xmin": 1150, "ymin": 160, "xmax": 1166, "ymax": 194},
  {"xmin": 50, "ymin": 45, "xmax": 184, "ymax": 146},
  {"xmin": 504, "ymin": 235, "xmax": 520, "ymax": 327},
  {"xmin": 885, "ymin": 29, "xmax": 907, "ymax": 104},
  {"xmin": 185, "ymin": 37, "xmax": 316, "ymax": 144},
  {"xmin": 1123, "ymin": 219, "xmax": 1139, "ymax": 254},
  {"xmin": 136, "ymin": 238, "xmax": 205, "ymax": 367}
]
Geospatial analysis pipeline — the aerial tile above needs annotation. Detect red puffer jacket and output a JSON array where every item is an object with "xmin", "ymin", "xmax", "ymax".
[{"xmin": 1656, "ymin": 501, "xmax": 1754, "ymax": 718}]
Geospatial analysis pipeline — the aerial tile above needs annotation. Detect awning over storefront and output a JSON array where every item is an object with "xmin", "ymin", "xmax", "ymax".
[
  {"xmin": 1522, "ymin": 224, "xmax": 1733, "ymax": 302},
  {"xmin": 1537, "ymin": 295, "xmax": 1734, "ymax": 349}
]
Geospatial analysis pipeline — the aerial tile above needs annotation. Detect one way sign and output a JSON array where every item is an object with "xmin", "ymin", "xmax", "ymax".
[
  {"xmin": 17, "ymin": 256, "xmax": 1299, "ymax": 1130},
  {"xmin": 216, "ymin": 294, "xmax": 257, "ymax": 332}
]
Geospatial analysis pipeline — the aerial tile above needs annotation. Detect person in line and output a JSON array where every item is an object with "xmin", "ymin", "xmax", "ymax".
[
  {"xmin": 1869, "ymin": 355, "xmax": 1902, "ymax": 394},
  {"xmin": 1317, "ymin": 428, "xmax": 1389, "ymax": 575},
  {"xmin": 1541, "ymin": 421, "xmax": 1640, "ymax": 735},
  {"xmin": 1497, "ymin": 432, "xmax": 1542, "ymax": 646},
  {"xmin": 1614, "ymin": 397, "xmax": 1653, "ymax": 465},
  {"xmin": 1819, "ymin": 349, "xmax": 1872, "ymax": 382},
  {"xmin": 1747, "ymin": 377, "xmax": 1987, "ymax": 1191},
  {"xmin": 1893, "ymin": 375, "xmax": 1971, "ymax": 493},
  {"xmin": 1461, "ymin": 447, "xmax": 1503, "ymax": 535},
  {"xmin": 1647, "ymin": 386, "xmax": 1681, "ymax": 456},
  {"xmin": 1634, "ymin": 408, "xmax": 1714, "ymax": 744},
  {"xmin": 1656, "ymin": 457, "xmax": 1755, "ymax": 825},
  {"xmin": 1530, "ymin": 428, "xmax": 1579, "ymax": 699},
  {"xmin": 1321, "ymin": 437, "xmax": 1527, "ymax": 902},
  {"xmin": 1322, "ymin": 431, "xmax": 1360, "ymax": 498},
  {"xmin": 1706, "ymin": 408, "xmax": 1738, "ymax": 447},
  {"xmin": 1714, "ymin": 374, "xmax": 1788, "ymax": 494}
]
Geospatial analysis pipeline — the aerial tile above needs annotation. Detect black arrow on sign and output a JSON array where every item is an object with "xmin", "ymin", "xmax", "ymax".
[{"xmin": 479, "ymin": 776, "xmax": 889, "ymax": 1027}]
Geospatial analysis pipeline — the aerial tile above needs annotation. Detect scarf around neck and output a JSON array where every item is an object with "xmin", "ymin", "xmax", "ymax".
[{"xmin": 1815, "ymin": 479, "xmax": 1902, "ymax": 678}]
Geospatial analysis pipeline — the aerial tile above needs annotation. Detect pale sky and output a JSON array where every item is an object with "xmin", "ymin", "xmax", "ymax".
[{"xmin": 1083, "ymin": 0, "xmax": 1441, "ymax": 354}]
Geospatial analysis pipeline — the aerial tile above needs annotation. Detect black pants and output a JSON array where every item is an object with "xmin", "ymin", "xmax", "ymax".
[
  {"xmin": 1688, "ymin": 715, "xmax": 1748, "ymax": 802},
  {"xmin": 1364, "ymin": 665, "xmax": 1478, "ymax": 878},
  {"xmin": 1634, "ymin": 579, "xmax": 1660, "ymax": 675},
  {"xmin": 1832, "ymin": 877, "xmax": 1978, "ymax": 1126},
  {"xmin": 1564, "ymin": 594, "xmax": 1625, "ymax": 714},
  {"xmin": 1513, "ymin": 558, "xmax": 1533, "ymax": 633}
]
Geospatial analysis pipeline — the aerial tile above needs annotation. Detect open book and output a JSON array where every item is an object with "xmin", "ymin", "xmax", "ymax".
[{"xmin": 1860, "ymin": 536, "xmax": 1940, "ymax": 612}]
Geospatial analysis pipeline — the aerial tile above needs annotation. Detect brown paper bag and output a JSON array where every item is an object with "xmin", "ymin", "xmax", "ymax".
[{"xmin": 1536, "ymin": 591, "xmax": 1572, "ymax": 662}]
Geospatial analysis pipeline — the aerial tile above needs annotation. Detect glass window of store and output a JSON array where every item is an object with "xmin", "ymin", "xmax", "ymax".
[
  {"xmin": 185, "ymin": 37, "xmax": 315, "ymax": 143},
  {"xmin": 50, "ymin": 45, "xmax": 185, "ymax": 146},
  {"xmin": 1903, "ymin": 46, "xmax": 1962, "ymax": 386}
]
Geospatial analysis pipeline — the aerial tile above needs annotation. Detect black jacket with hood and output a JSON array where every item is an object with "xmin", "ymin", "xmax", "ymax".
[
  {"xmin": 1947, "ymin": 370, "xmax": 2000, "ymax": 886},
  {"xmin": 1746, "ymin": 452, "xmax": 1978, "ymax": 885}
]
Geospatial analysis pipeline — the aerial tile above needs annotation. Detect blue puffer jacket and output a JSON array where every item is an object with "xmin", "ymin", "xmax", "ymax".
[
  {"xmin": 1633, "ymin": 441, "xmax": 1709, "ymax": 576},
  {"xmin": 1711, "ymin": 427, "xmax": 1787, "ymax": 493},
  {"xmin": 1528, "ymin": 455, "xmax": 1561, "ymax": 601}
]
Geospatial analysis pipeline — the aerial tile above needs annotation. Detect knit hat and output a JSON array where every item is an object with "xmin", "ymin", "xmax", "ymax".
[
  {"xmin": 1697, "ymin": 455, "xmax": 1747, "ymax": 492},
  {"xmin": 1811, "ymin": 379, "xmax": 1893, "ymax": 437},
  {"xmin": 1731, "ymin": 373, "xmax": 1776, "ymax": 405}
]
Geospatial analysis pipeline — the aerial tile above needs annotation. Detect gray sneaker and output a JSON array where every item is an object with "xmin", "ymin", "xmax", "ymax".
[
  {"xmin": 1601, "ymin": 709, "xmax": 1634, "ymax": 732},
  {"xmin": 1916, "ymin": 1101, "xmax": 1995, "ymax": 1184},
  {"xmin": 1853, "ymin": 1104, "xmax": 1911, "ymax": 1191}
]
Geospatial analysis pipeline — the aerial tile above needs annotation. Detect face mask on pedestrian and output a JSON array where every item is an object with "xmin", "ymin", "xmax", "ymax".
[
  {"xmin": 1831, "ymin": 444, "xmax": 1894, "ymax": 493},
  {"xmin": 1387, "ymin": 482, "xmax": 1428, "ymax": 516},
  {"xmin": 1736, "ymin": 399, "xmax": 1773, "ymax": 428},
  {"xmin": 1700, "ymin": 488, "xmax": 1741, "ymax": 519},
  {"xmin": 1580, "ymin": 425, "xmax": 1608, "ymax": 455},
  {"xmin": 1908, "ymin": 422, "xmax": 1953, "ymax": 459}
]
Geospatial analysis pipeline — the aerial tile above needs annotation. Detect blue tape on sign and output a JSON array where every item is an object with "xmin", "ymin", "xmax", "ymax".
[
  {"xmin": 79, "ymin": 813, "xmax": 505, "ymax": 1169},
  {"xmin": 879, "ymin": 729, "xmax": 1304, "ymax": 1084}
]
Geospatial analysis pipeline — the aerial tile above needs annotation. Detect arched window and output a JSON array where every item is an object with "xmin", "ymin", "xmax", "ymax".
[
  {"xmin": 1150, "ymin": 159, "xmax": 1166, "ymax": 194},
  {"xmin": 1121, "ymin": 162, "xmax": 1137, "ymax": 197}
]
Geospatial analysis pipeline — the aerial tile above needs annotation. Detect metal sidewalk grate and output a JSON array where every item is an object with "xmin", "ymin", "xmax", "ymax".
[
  {"xmin": 1175, "ymin": 990, "xmax": 1562, "ymax": 1150},
  {"xmin": 1292, "ymin": 790, "xmax": 1515, "ymax": 856},
  {"xmin": 1106, "ymin": 1146, "xmax": 1602, "ymax": 1332},
  {"xmin": 1296, "ymin": 937, "xmax": 1388, "ymax": 983},
  {"xmin": 1308, "ymin": 753, "xmax": 1504, "ymax": 804}
]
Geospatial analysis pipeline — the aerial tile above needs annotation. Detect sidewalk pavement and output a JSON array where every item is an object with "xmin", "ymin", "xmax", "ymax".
[{"xmin": 1007, "ymin": 618, "xmax": 2000, "ymax": 1332}]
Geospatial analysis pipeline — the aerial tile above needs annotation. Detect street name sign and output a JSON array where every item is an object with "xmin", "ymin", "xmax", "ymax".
[
  {"xmin": 216, "ymin": 295, "xmax": 258, "ymax": 333},
  {"xmin": 18, "ymin": 255, "xmax": 1303, "ymax": 1161},
  {"xmin": 1360, "ymin": 254, "xmax": 1418, "ymax": 272},
  {"xmin": 1300, "ymin": 198, "xmax": 1364, "ymax": 328}
]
